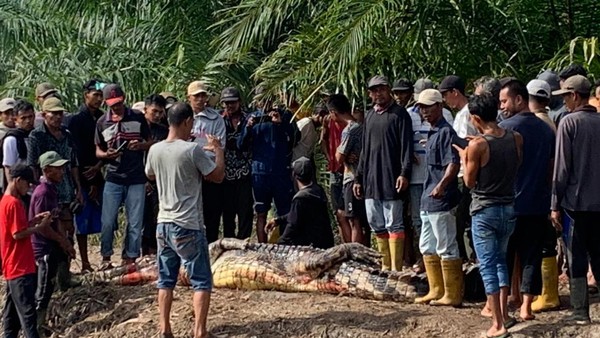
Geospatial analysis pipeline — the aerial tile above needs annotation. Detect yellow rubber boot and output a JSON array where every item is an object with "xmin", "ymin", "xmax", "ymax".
[
  {"xmin": 532, "ymin": 256, "xmax": 560, "ymax": 312},
  {"xmin": 415, "ymin": 255, "xmax": 444, "ymax": 304},
  {"xmin": 268, "ymin": 226, "xmax": 280, "ymax": 243},
  {"xmin": 389, "ymin": 234, "xmax": 405, "ymax": 272},
  {"xmin": 430, "ymin": 258, "xmax": 463, "ymax": 307},
  {"xmin": 376, "ymin": 236, "xmax": 391, "ymax": 271}
]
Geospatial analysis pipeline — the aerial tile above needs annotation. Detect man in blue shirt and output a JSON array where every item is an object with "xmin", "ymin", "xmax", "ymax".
[
  {"xmin": 412, "ymin": 89, "xmax": 462, "ymax": 307},
  {"xmin": 238, "ymin": 94, "xmax": 300, "ymax": 243}
]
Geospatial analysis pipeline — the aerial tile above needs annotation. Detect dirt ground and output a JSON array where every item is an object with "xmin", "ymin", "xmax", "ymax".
[{"xmin": 3, "ymin": 247, "xmax": 600, "ymax": 338}]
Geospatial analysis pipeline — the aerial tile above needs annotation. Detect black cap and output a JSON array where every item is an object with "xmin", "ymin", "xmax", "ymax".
[
  {"xmin": 9, "ymin": 164, "xmax": 34, "ymax": 183},
  {"xmin": 83, "ymin": 79, "xmax": 105, "ymax": 92},
  {"xmin": 292, "ymin": 157, "xmax": 314, "ymax": 182},
  {"xmin": 439, "ymin": 75, "xmax": 465, "ymax": 94},
  {"xmin": 499, "ymin": 76, "xmax": 518, "ymax": 87},
  {"xmin": 221, "ymin": 87, "xmax": 241, "ymax": 102},
  {"xmin": 558, "ymin": 64, "xmax": 587, "ymax": 80},
  {"xmin": 392, "ymin": 78, "xmax": 413, "ymax": 92},
  {"xmin": 367, "ymin": 75, "xmax": 390, "ymax": 89}
]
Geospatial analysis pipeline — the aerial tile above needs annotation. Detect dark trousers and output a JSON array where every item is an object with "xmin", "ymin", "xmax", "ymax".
[
  {"xmin": 456, "ymin": 178, "xmax": 475, "ymax": 260},
  {"xmin": 566, "ymin": 211, "xmax": 600, "ymax": 280},
  {"xmin": 3, "ymin": 273, "xmax": 39, "ymax": 338},
  {"xmin": 222, "ymin": 178, "xmax": 254, "ymax": 239},
  {"xmin": 35, "ymin": 252, "xmax": 61, "ymax": 311},
  {"xmin": 203, "ymin": 180, "xmax": 224, "ymax": 243},
  {"xmin": 541, "ymin": 217, "xmax": 558, "ymax": 258},
  {"xmin": 142, "ymin": 186, "xmax": 159, "ymax": 255},
  {"xmin": 507, "ymin": 215, "xmax": 546, "ymax": 295}
]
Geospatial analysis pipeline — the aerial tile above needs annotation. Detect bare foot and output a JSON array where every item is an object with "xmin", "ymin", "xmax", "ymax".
[
  {"xmin": 519, "ymin": 312, "xmax": 535, "ymax": 321},
  {"xmin": 480, "ymin": 304, "xmax": 493, "ymax": 318},
  {"xmin": 486, "ymin": 325, "xmax": 508, "ymax": 338}
]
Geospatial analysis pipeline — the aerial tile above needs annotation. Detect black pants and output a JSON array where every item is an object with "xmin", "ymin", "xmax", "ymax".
[
  {"xmin": 203, "ymin": 180, "xmax": 224, "ymax": 243},
  {"xmin": 566, "ymin": 211, "xmax": 600, "ymax": 280},
  {"xmin": 3, "ymin": 273, "xmax": 39, "ymax": 338},
  {"xmin": 456, "ymin": 178, "xmax": 475, "ymax": 260},
  {"xmin": 142, "ymin": 186, "xmax": 159, "ymax": 255},
  {"xmin": 35, "ymin": 252, "xmax": 62, "ymax": 311},
  {"xmin": 222, "ymin": 178, "xmax": 254, "ymax": 239},
  {"xmin": 507, "ymin": 215, "xmax": 546, "ymax": 295},
  {"xmin": 541, "ymin": 216, "xmax": 558, "ymax": 258}
]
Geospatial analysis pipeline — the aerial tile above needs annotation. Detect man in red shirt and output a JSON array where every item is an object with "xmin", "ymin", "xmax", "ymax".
[{"xmin": 0, "ymin": 164, "xmax": 51, "ymax": 338}]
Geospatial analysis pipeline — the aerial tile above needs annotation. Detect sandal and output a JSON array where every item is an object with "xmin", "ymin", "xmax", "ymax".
[{"xmin": 503, "ymin": 317, "xmax": 517, "ymax": 329}]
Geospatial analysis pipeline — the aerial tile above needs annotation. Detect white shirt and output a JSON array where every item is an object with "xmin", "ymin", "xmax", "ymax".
[
  {"xmin": 2, "ymin": 136, "xmax": 19, "ymax": 167},
  {"xmin": 292, "ymin": 117, "xmax": 318, "ymax": 162},
  {"xmin": 452, "ymin": 104, "xmax": 478, "ymax": 177}
]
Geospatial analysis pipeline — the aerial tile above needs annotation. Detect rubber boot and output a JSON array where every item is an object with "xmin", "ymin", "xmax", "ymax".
[
  {"xmin": 430, "ymin": 258, "xmax": 463, "ymax": 307},
  {"xmin": 565, "ymin": 277, "xmax": 590, "ymax": 324},
  {"xmin": 415, "ymin": 255, "xmax": 444, "ymax": 304},
  {"xmin": 375, "ymin": 235, "xmax": 391, "ymax": 271},
  {"xmin": 389, "ymin": 235, "xmax": 405, "ymax": 272},
  {"xmin": 531, "ymin": 256, "xmax": 560, "ymax": 312}
]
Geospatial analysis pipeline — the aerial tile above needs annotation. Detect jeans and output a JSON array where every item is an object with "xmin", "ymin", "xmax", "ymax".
[
  {"xmin": 365, "ymin": 199, "xmax": 404, "ymax": 235},
  {"xmin": 506, "ymin": 215, "xmax": 546, "ymax": 295},
  {"xmin": 565, "ymin": 211, "xmax": 600, "ymax": 281},
  {"xmin": 3, "ymin": 273, "xmax": 39, "ymax": 338},
  {"xmin": 100, "ymin": 182, "xmax": 145, "ymax": 259},
  {"xmin": 156, "ymin": 222, "xmax": 212, "ymax": 291},
  {"xmin": 419, "ymin": 210, "xmax": 460, "ymax": 259},
  {"xmin": 222, "ymin": 178, "xmax": 254, "ymax": 239},
  {"xmin": 472, "ymin": 204, "xmax": 516, "ymax": 295}
]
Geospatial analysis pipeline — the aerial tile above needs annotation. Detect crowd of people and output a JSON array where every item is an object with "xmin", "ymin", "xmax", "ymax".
[{"xmin": 0, "ymin": 63, "xmax": 599, "ymax": 338}]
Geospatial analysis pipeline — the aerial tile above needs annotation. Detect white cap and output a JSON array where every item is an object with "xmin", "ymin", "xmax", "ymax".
[
  {"xmin": 0, "ymin": 98, "xmax": 16, "ymax": 113},
  {"xmin": 416, "ymin": 89, "xmax": 443, "ymax": 106},
  {"xmin": 527, "ymin": 79, "xmax": 551, "ymax": 99}
]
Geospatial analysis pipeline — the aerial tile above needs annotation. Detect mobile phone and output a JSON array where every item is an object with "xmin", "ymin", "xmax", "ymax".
[
  {"xmin": 451, "ymin": 134, "xmax": 469, "ymax": 149},
  {"xmin": 254, "ymin": 115, "xmax": 273, "ymax": 124},
  {"xmin": 115, "ymin": 140, "xmax": 130, "ymax": 153}
]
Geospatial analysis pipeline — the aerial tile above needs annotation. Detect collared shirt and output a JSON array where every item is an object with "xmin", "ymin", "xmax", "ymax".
[
  {"xmin": 421, "ymin": 118, "xmax": 460, "ymax": 212},
  {"xmin": 552, "ymin": 105, "xmax": 600, "ymax": 211},
  {"xmin": 223, "ymin": 111, "xmax": 251, "ymax": 181},
  {"xmin": 192, "ymin": 107, "xmax": 226, "ymax": 160},
  {"xmin": 29, "ymin": 179, "xmax": 60, "ymax": 258},
  {"xmin": 500, "ymin": 112, "xmax": 555, "ymax": 215},
  {"xmin": 28, "ymin": 123, "xmax": 79, "ymax": 204},
  {"xmin": 68, "ymin": 105, "xmax": 105, "ymax": 188},
  {"xmin": 407, "ymin": 106, "xmax": 455, "ymax": 185},
  {"xmin": 95, "ymin": 107, "xmax": 150, "ymax": 186}
]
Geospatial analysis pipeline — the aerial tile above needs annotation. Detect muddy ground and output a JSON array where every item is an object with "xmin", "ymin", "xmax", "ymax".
[{"xmin": 3, "ymin": 247, "xmax": 600, "ymax": 338}]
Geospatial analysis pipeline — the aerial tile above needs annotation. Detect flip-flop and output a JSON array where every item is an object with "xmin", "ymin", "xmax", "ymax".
[
  {"xmin": 487, "ymin": 333, "xmax": 511, "ymax": 338},
  {"xmin": 504, "ymin": 317, "xmax": 518, "ymax": 329}
]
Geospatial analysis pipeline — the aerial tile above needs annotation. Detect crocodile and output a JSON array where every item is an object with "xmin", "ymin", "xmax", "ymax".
[{"xmin": 81, "ymin": 238, "xmax": 421, "ymax": 302}]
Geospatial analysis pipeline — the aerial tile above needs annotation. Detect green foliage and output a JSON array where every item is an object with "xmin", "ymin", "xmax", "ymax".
[
  {"xmin": 546, "ymin": 37, "xmax": 600, "ymax": 82},
  {"xmin": 0, "ymin": 0, "xmax": 218, "ymax": 111}
]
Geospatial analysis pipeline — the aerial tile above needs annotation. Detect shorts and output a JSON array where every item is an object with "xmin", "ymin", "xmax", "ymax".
[
  {"xmin": 343, "ymin": 182, "xmax": 365, "ymax": 218},
  {"xmin": 156, "ymin": 222, "xmax": 212, "ymax": 291},
  {"xmin": 252, "ymin": 174, "xmax": 293, "ymax": 215},
  {"xmin": 329, "ymin": 172, "xmax": 344, "ymax": 211},
  {"xmin": 75, "ymin": 188, "xmax": 102, "ymax": 235}
]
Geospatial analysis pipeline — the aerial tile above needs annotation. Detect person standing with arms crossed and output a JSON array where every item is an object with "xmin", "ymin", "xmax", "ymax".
[{"xmin": 146, "ymin": 102, "xmax": 224, "ymax": 338}]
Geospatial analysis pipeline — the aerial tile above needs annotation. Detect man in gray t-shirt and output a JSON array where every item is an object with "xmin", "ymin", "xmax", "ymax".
[{"xmin": 145, "ymin": 102, "xmax": 224, "ymax": 338}]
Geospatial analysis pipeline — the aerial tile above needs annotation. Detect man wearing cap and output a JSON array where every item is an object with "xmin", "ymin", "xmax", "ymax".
[
  {"xmin": 29, "ymin": 151, "xmax": 76, "ymax": 332},
  {"xmin": 220, "ymin": 87, "xmax": 253, "ymax": 239},
  {"xmin": 34, "ymin": 82, "xmax": 59, "ymax": 129},
  {"xmin": 354, "ymin": 75, "xmax": 413, "ymax": 271},
  {"xmin": 392, "ymin": 78, "xmax": 414, "ymax": 108},
  {"xmin": 292, "ymin": 103, "xmax": 328, "ymax": 162},
  {"xmin": 527, "ymin": 79, "xmax": 556, "ymax": 132},
  {"xmin": 552, "ymin": 65, "xmax": 588, "ymax": 126},
  {"xmin": 537, "ymin": 70, "xmax": 567, "ymax": 126},
  {"xmin": 498, "ymin": 79, "xmax": 555, "ymax": 320},
  {"xmin": 239, "ymin": 90, "xmax": 300, "ymax": 243},
  {"xmin": 187, "ymin": 81, "xmax": 226, "ymax": 244},
  {"xmin": 407, "ymin": 78, "xmax": 455, "ymax": 271},
  {"xmin": 439, "ymin": 74, "xmax": 476, "ymax": 262},
  {"xmin": 412, "ymin": 89, "xmax": 462, "ymax": 307},
  {"xmin": 0, "ymin": 164, "xmax": 51, "ymax": 338},
  {"xmin": 95, "ymin": 83, "xmax": 152, "ymax": 269},
  {"xmin": 0, "ymin": 98, "xmax": 16, "ymax": 193},
  {"xmin": 2, "ymin": 100, "xmax": 35, "ymax": 187},
  {"xmin": 67, "ymin": 79, "xmax": 106, "ymax": 272},
  {"xmin": 266, "ymin": 157, "xmax": 334, "ymax": 249},
  {"xmin": 28, "ymin": 96, "xmax": 82, "ymax": 289},
  {"xmin": 551, "ymin": 74, "xmax": 600, "ymax": 324}
]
